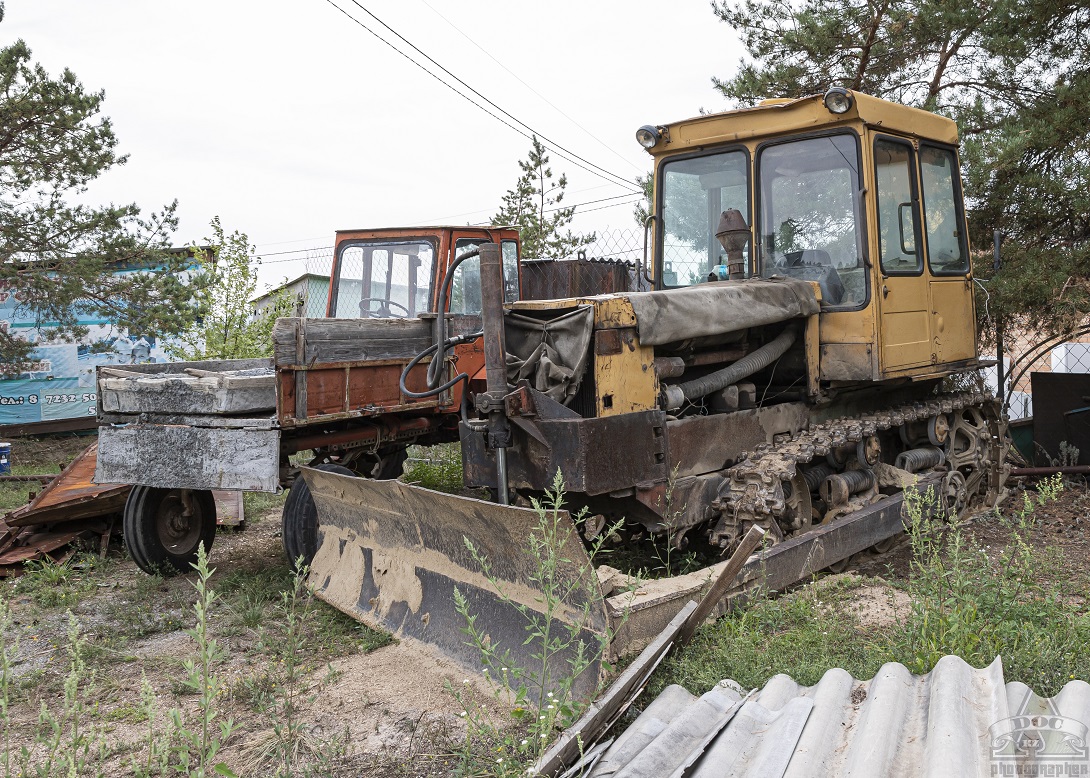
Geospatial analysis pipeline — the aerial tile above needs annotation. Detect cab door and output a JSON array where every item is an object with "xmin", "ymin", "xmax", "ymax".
[
  {"xmin": 920, "ymin": 145, "xmax": 975, "ymax": 364},
  {"xmin": 874, "ymin": 136, "xmax": 933, "ymax": 371}
]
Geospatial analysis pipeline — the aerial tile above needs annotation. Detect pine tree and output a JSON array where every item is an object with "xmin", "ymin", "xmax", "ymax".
[
  {"xmin": 712, "ymin": 0, "xmax": 1090, "ymax": 339},
  {"xmin": 494, "ymin": 136, "xmax": 595, "ymax": 260},
  {"xmin": 0, "ymin": 4, "xmax": 197, "ymax": 365}
]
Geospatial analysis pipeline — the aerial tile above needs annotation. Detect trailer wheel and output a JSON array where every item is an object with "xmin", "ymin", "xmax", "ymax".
[
  {"xmin": 124, "ymin": 486, "xmax": 217, "ymax": 575},
  {"xmin": 282, "ymin": 464, "xmax": 355, "ymax": 568}
]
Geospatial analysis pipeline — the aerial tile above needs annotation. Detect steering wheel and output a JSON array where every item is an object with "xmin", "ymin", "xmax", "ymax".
[{"xmin": 359, "ymin": 298, "xmax": 410, "ymax": 318}]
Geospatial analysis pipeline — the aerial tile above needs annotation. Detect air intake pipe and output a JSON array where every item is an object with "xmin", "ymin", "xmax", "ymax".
[{"xmin": 662, "ymin": 324, "xmax": 798, "ymax": 411}]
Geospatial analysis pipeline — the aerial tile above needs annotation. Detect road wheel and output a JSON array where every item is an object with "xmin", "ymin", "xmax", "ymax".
[
  {"xmin": 124, "ymin": 486, "xmax": 217, "ymax": 575},
  {"xmin": 282, "ymin": 463, "xmax": 355, "ymax": 568}
]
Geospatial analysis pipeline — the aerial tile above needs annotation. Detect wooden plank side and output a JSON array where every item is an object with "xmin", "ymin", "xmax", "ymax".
[
  {"xmin": 273, "ymin": 317, "xmax": 435, "ymax": 366},
  {"xmin": 532, "ymin": 601, "xmax": 699, "ymax": 778}
]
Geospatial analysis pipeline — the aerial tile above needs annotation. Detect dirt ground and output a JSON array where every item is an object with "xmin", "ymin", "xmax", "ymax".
[
  {"xmin": 2, "ymin": 511, "xmax": 514, "ymax": 776},
  {"xmin": 3, "ymin": 434, "xmax": 1088, "ymax": 775}
]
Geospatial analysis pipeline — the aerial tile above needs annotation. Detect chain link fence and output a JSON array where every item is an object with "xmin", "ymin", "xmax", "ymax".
[{"xmin": 985, "ymin": 326, "xmax": 1090, "ymax": 421}]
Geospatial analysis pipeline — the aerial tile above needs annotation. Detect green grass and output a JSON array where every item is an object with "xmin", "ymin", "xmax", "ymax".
[
  {"xmin": 649, "ymin": 575, "xmax": 887, "ymax": 696},
  {"xmin": 650, "ymin": 476, "xmax": 1088, "ymax": 700},
  {"xmin": 402, "ymin": 443, "xmax": 465, "ymax": 494},
  {"xmin": 243, "ymin": 489, "xmax": 286, "ymax": 520}
]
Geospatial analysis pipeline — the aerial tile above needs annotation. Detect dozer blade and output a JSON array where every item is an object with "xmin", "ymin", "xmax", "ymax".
[{"xmin": 303, "ymin": 467, "xmax": 610, "ymax": 697}]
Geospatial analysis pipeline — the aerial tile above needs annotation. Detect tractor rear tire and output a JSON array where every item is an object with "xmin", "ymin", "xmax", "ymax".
[
  {"xmin": 282, "ymin": 464, "xmax": 355, "ymax": 568},
  {"xmin": 123, "ymin": 486, "xmax": 217, "ymax": 575}
]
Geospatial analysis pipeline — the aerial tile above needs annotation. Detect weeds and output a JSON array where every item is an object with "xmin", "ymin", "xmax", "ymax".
[
  {"xmin": 239, "ymin": 560, "xmax": 325, "ymax": 775},
  {"xmin": 166, "ymin": 544, "xmax": 237, "ymax": 777},
  {"xmin": 17, "ymin": 555, "xmax": 97, "ymax": 608},
  {"xmin": 449, "ymin": 471, "xmax": 618, "ymax": 776},
  {"xmin": 653, "ymin": 473, "xmax": 1087, "ymax": 701},
  {"xmin": 402, "ymin": 443, "xmax": 465, "ymax": 494},
  {"xmin": 1, "ymin": 597, "xmax": 15, "ymax": 778},
  {"xmin": 895, "ymin": 474, "xmax": 1087, "ymax": 694}
]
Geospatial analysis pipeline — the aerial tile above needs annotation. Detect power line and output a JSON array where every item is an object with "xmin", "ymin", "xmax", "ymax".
[
  {"xmin": 416, "ymin": 0, "xmax": 643, "ymax": 176},
  {"xmin": 320, "ymin": 0, "xmax": 640, "ymax": 194}
]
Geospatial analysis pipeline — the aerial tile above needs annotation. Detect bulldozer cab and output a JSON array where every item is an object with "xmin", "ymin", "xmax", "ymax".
[
  {"xmin": 326, "ymin": 226, "xmax": 521, "ymax": 319},
  {"xmin": 645, "ymin": 90, "xmax": 978, "ymax": 381}
]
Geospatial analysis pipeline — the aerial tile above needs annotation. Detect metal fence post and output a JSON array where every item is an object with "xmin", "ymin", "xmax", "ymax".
[{"xmin": 993, "ymin": 230, "xmax": 1004, "ymax": 405}]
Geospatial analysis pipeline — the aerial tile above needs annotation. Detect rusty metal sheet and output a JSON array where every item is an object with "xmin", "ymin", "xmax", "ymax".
[
  {"xmin": 304, "ymin": 467, "xmax": 609, "ymax": 698},
  {"xmin": 521, "ymin": 257, "xmax": 635, "ymax": 300},
  {"xmin": 461, "ymin": 410, "xmax": 669, "ymax": 496},
  {"xmin": 5, "ymin": 444, "xmax": 129, "ymax": 528}
]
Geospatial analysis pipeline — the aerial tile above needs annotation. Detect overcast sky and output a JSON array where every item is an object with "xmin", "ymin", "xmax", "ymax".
[{"xmin": 5, "ymin": 1, "xmax": 742, "ymax": 289}]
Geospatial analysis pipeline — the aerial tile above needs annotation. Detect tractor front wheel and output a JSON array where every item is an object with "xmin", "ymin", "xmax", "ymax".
[{"xmin": 282, "ymin": 463, "xmax": 355, "ymax": 568}]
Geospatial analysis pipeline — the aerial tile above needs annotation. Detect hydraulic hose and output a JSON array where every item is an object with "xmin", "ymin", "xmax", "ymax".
[
  {"xmin": 428, "ymin": 247, "xmax": 482, "ymax": 389},
  {"xmin": 399, "ymin": 331, "xmax": 483, "ymax": 399},
  {"xmin": 665, "ymin": 324, "xmax": 798, "ymax": 410}
]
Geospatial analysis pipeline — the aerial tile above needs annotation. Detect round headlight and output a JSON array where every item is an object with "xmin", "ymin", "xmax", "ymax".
[
  {"xmin": 823, "ymin": 87, "xmax": 854, "ymax": 114},
  {"xmin": 636, "ymin": 125, "xmax": 660, "ymax": 149}
]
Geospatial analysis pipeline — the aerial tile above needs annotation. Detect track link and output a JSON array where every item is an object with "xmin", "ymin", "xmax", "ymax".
[{"xmin": 712, "ymin": 391, "xmax": 1008, "ymax": 549}]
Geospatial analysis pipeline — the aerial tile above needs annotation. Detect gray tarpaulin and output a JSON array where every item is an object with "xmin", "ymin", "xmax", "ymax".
[
  {"xmin": 627, "ymin": 277, "xmax": 820, "ymax": 346},
  {"xmin": 505, "ymin": 306, "xmax": 594, "ymax": 404}
]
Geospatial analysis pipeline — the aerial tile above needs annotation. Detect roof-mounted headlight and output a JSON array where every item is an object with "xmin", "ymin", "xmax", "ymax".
[
  {"xmin": 823, "ymin": 87, "xmax": 854, "ymax": 114},
  {"xmin": 636, "ymin": 125, "xmax": 661, "ymax": 149}
]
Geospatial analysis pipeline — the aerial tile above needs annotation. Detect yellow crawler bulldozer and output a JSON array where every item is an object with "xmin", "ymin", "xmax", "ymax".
[{"xmin": 304, "ymin": 89, "xmax": 1009, "ymax": 689}]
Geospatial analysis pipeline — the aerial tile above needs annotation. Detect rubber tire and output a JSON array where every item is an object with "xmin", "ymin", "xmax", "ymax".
[
  {"xmin": 123, "ymin": 486, "xmax": 217, "ymax": 576},
  {"xmin": 282, "ymin": 463, "xmax": 355, "ymax": 568}
]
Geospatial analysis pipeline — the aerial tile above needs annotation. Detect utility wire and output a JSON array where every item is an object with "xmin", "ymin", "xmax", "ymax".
[
  {"xmin": 416, "ymin": 0, "xmax": 643, "ymax": 175},
  {"xmin": 321, "ymin": 0, "xmax": 640, "ymax": 194}
]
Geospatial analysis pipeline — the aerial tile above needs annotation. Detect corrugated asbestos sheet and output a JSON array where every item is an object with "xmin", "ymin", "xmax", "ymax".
[{"xmin": 588, "ymin": 656, "xmax": 1090, "ymax": 777}]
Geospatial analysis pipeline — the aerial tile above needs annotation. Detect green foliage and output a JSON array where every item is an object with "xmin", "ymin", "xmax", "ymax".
[
  {"xmin": 17, "ymin": 555, "xmax": 97, "ymax": 608},
  {"xmin": 493, "ymin": 136, "xmax": 595, "ymax": 260},
  {"xmin": 449, "ymin": 471, "xmax": 616, "ymax": 776},
  {"xmin": 167, "ymin": 544, "xmax": 238, "ymax": 777},
  {"xmin": 896, "ymin": 476, "xmax": 1086, "ymax": 694},
  {"xmin": 402, "ymin": 443, "xmax": 466, "ymax": 494},
  {"xmin": 0, "ymin": 16, "xmax": 196, "ymax": 365},
  {"xmin": 653, "ymin": 475, "xmax": 1086, "ymax": 702},
  {"xmin": 237, "ymin": 561, "xmax": 325, "ymax": 775},
  {"xmin": 632, "ymin": 172, "xmax": 654, "ymax": 226},
  {"xmin": 168, "ymin": 216, "xmax": 294, "ymax": 361},
  {"xmin": 649, "ymin": 575, "xmax": 883, "ymax": 696},
  {"xmin": 712, "ymin": 0, "xmax": 1090, "ymax": 340}
]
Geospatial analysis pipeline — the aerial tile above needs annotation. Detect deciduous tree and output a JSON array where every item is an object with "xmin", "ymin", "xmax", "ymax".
[{"xmin": 168, "ymin": 217, "xmax": 292, "ymax": 361}]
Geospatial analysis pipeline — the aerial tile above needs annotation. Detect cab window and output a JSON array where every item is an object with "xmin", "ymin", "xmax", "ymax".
[
  {"xmin": 659, "ymin": 149, "xmax": 750, "ymax": 287},
  {"xmin": 920, "ymin": 146, "xmax": 969, "ymax": 275},
  {"xmin": 332, "ymin": 240, "xmax": 435, "ymax": 318},
  {"xmin": 757, "ymin": 133, "xmax": 866, "ymax": 307},
  {"xmin": 874, "ymin": 138, "xmax": 922, "ymax": 274}
]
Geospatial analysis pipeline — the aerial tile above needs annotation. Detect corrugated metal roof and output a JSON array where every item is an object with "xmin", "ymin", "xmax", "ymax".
[{"xmin": 588, "ymin": 656, "xmax": 1090, "ymax": 777}]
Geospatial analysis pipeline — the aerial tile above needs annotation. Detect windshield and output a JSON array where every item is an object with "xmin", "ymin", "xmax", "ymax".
[
  {"xmin": 757, "ymin": 134, "xmax": 866, "ymax": 307},
  {"xmin": 332, "ymin": 239, "xmax": 436, "ymax": 318},
  {"xmin": 659, "ymin": 149, "xmax": 750, "ymax": 287}
]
